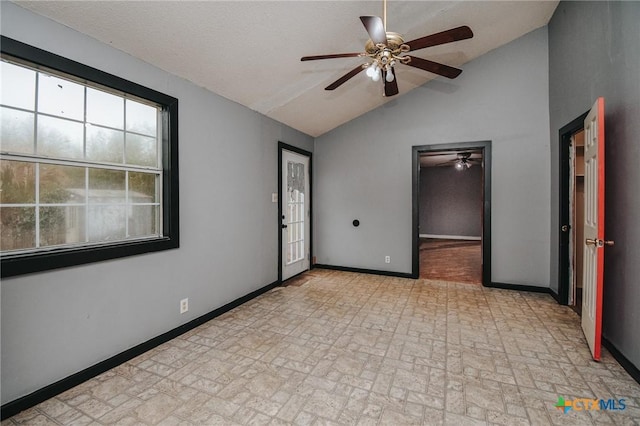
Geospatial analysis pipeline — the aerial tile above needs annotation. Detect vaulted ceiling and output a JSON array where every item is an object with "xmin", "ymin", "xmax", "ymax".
[{"xmin": 14, "ymin": 1, "xmax": 558, "ymax": 137}]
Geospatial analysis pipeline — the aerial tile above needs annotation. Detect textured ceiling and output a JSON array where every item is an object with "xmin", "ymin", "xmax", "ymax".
[{"xmin": 14, "ymin": 1, "xmax": 558, "ymax": 137}]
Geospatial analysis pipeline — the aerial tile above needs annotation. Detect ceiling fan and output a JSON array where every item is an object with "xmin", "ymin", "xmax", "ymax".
[
  {"xmin": 438, "ymin": 152, "xmax": 481, "ymax": 170},
  {"xmin": 300, "ymin": 0, "xmax": 473, "ymax": 97}
]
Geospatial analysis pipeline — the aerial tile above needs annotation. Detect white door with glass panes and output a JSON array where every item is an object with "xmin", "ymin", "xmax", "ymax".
[{"xmin": 281, "ymin": 150, "xmax": 310, "ymax": 280}]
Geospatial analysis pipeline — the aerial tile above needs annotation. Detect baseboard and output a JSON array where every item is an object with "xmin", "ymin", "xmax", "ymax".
[
  {"xmin": 486, "ymin": 281, "xmax": 553, "ymax": 294},
  {"xmin": 313, "ymin": 264, "xmax": 414, "ymax": 279},
  {"xmin": 602, "ymin": 337, "xmax": 640, "ymax": 385},
  {"xmin": 0, "ymin": 279, "xmax": 281, "ymax": 420},
  {"xmin": 548, "ymin": 288, "xmax": 561, "ymax": 303},
  {"xmin": 420, "ymin": 234, "xmax": 482, "ymax": 241}
]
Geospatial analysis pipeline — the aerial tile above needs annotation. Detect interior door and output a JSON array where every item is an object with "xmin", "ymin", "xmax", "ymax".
[
  {"xmin": 281, "ymin": 150, "xmax": 310, "ymax": 281},
  {"xmin": 581, "ymin": 97, "xmax": 607, "ymax": 361}
]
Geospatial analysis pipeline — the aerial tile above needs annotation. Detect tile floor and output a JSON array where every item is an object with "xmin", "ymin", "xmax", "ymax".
[{"xmin": 4, "ymin": 269, "xmax": 640, "ymax": 425}]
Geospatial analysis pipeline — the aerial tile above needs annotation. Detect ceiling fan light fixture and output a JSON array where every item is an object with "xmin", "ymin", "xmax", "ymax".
[
  {"xmin": 301, "ymin": 0, "xmax": 473, "ymax": 97},
  {"xmin": 385, "ymin": 68, "xmax": 395, "ymax": 82},
  {"xmin": 365, "ymin": 64, "xmax": 375, "ymax": 77},
  {"xmin": 454, "ymin": 159, "xmax": 472, "ymax": 170}
]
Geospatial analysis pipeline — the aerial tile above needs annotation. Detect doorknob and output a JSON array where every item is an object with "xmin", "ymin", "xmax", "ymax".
[
  {"xmin": 561, "ymin": 225, "xmax": 569, "ymax": 232},
  {"xmin": 586, "ymin": 238, "xmax": 615, "ymax": 247},
  {"xmin": 281, "ymin": 224, "xmax": 288, "ymax": 229}
]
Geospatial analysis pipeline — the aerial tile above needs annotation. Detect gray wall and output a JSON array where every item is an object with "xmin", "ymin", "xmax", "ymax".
[
  {"xmin": 548, "ymin": 2, "xmax": 640, "ymax": 369},
  {"xmin": 315, "ymin": 26, "xmax": 551, "ymax": 285},
  {"xmin": 0, "ymin": 3, "xmax": 313, "ymax": 404},
  {"xmin": 419, "ymin": 166, "xmax": 482, "ymax": 238}
]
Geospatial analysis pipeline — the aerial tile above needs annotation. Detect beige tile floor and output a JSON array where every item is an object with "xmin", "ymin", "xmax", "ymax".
[{"xmin": 4, "ymin": 269, "xmax": 640, "ymax": 425}]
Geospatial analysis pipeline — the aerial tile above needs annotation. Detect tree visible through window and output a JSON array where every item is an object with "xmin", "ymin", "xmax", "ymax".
[{"xmin": 0, "ymin": 37, "xmax": 179, "ymax": 277}]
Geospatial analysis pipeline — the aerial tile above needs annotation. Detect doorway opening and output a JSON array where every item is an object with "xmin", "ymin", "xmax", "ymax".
[
  {"xmin": 412, "ymin": 141, "xmax": 491, "ymax": 285},
  {"xmin": 558, "ymin": 112, "xmax": 588, "ymax": 310},
  {"xmin": 569, "ymin": 129, "xmax": 586, "ymax": 315},
  {"xmin": 278, "ymin": 142, "xmax": 312, "ymax": 283}
]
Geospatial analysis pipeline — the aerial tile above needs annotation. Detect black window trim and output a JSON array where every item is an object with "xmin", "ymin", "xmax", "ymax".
[{"xmin": 0, "ymin": 36, "xmax": 179, "ymax": 278}]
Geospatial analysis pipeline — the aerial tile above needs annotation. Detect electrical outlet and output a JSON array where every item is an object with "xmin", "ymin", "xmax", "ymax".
[
  {"xmin": 180, "ymin": 298, "xmax": 188, "ymax": 314},
  {"xmin": 385, "ymin": 256, "xmax": 391, "ymax": 264}
]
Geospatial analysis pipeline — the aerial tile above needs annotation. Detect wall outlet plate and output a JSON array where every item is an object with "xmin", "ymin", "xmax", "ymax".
[
  {"xmin": 180, "ymin": 298, "xmax": 188, "ymax": 314},
  {"xmin": 385, "ymin": 256, "xmax": 391, "ymax": 264}
]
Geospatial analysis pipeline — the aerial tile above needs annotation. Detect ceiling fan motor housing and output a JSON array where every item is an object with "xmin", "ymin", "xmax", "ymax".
[{"xmin": 365, "ymin": 32, "xmax": 406, "ymax": 53}]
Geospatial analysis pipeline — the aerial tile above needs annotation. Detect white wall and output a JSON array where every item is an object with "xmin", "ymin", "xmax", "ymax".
[
  {"xmin": 314, "ymin": 27, "xmax": 551, "ymax": 285},
  {"xmin": 0, "ymin": 3, "xmax": 313, "ymax": 404}
]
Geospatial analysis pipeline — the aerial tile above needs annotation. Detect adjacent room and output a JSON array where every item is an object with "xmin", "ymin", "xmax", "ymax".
[
  {"xmin": 418, "ymin": 149, "xmax": 484, "ymax": 284},
  {"xmin": 1, "ymin": 1, "xmax": 639, "ymax": 424}
]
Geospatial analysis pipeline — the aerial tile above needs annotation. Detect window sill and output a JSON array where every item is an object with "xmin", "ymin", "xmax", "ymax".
[{"xmin": 1, "ymin": 237, "xmax": 178, "ymax": 278}]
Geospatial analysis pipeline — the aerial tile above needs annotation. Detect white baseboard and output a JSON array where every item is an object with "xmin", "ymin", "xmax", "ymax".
[{"xmin": 420, "ymin": 234, "xmax": 481, "ymax": 241}]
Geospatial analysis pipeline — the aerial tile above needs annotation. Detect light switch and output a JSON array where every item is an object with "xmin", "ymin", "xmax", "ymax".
[{"xmin": 271, "ymin": 193, "xmax": 278, "ymax": 203}]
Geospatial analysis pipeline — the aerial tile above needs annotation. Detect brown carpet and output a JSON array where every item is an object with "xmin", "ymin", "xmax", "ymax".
[{"xmin": 419, "ymin": 238, "xmax": 482, "ymax": 284}]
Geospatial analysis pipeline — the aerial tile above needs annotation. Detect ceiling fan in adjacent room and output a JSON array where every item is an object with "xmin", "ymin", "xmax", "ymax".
[
  {"xmin": 438, "ymin": 152, "xmax": 481, "ymax": 170},
  {"xmin": 300, "ymin": 0, "xmax": 473, "ymax": 97}
]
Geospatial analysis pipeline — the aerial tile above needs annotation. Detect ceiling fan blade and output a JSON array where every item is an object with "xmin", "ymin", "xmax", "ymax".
[
  {"xmin": 360, "ymin": 16, "xmax": 387, "ymax": 45},
  {"xmin": 325, "ymin": 65, "xmax": 365, "ymax": 91},
  {"xmin": 301, "ymin": 53, "xmax": 362, "ymax": 61},
  {"xmin": 404, "ymin": 56, "xmax": 462, "ymax": 79},
  {"xmin": 382, "ymin": 69, "xmax": 399, "ymax": 97},
  {"xmin": 405, "ymin": 26, "xmax": 473, "ymax": 52}
]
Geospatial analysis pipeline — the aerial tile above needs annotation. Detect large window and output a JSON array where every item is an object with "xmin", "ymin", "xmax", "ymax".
[{"xmin": 0, "ymin": 37, "xmax": 179, "ymax": 277}]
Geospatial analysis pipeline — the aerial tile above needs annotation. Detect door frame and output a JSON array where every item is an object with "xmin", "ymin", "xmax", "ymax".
[
  {"xmin": 558, "ymin": 111, "xmax": 588, "ymax": 305},
  {"xmin": 278, "ymin": 142, "xmax": 313, "ymax": 283},
  {"xmin": 411, "ymin": 141, "xmax": 492, "ymax": 284}
]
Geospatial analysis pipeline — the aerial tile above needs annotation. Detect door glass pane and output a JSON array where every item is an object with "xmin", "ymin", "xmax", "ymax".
[
  {"xmin": 1, "ymin": 107, "xmax": 34, "ymax": 154},
  {"xmin": 0, "ymin": 206, "xmax": 35, "ymax": 250},
  {"xmin": 1, "ymin": 61, "xmax": 36, "ymax": 110},
  {"xmin": 37, "ymin": 115, "xmax": 84, "ymax": 159},
  {"xmin": 292, "ymin": 220, "xmax": 297, "ymax": 241},
  {"xmin": 40, "ymin": 206, "xmax": 86, "ymax": 247},
  {"xmin": 286, "ymin": 160, "xmax": 305, "ymax": 265},
  {"xmin": 86, "ymin": 125, "xmax": 124, "ymax": 163},
  {"xmin": 40, "ymin": 164, "xmax": 85, "ymax": 204},
  {"xmin": 0, "ymin": 160, "xmax": 35, "ymax": 203},
  {"xmin": 38, "ymin": 73, "xmax": 84, "ymax": 121}
]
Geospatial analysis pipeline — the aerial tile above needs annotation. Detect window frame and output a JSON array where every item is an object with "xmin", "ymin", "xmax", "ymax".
[{"xmin": 1, "ymin": 36, "xmax": 179, "ymax": 278}]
